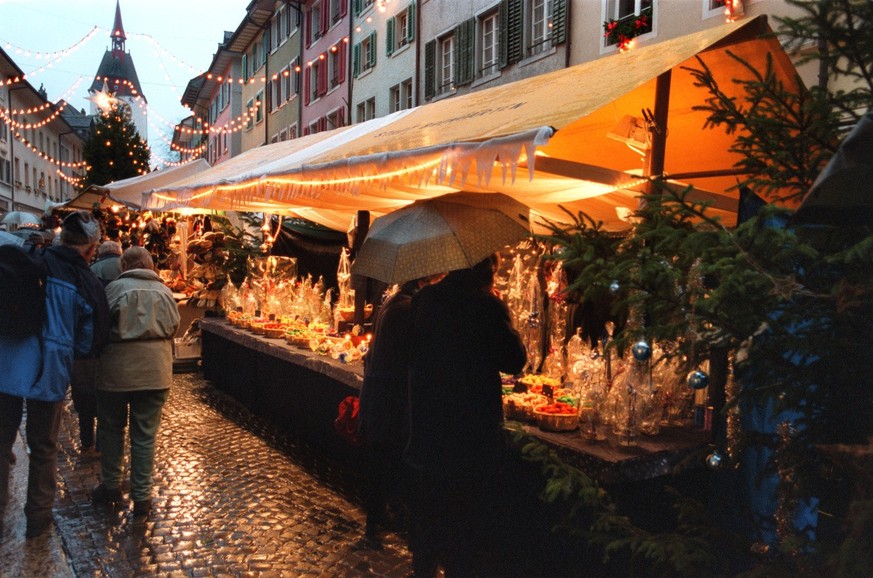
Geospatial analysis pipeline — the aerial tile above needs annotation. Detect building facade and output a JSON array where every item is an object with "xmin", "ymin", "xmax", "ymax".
[
  {"xmin": 300, "ymin": 0, "xmax": 352, "ymax": 135},
  {"xmin": 266, "ymin": 2, "xmax": 304, "ymax": 143},
  {"xmin": 0, "ymin": 48, "xmax": 85, "ymax": 214},
  {"xmin": 350, "ymin": 0, "xmax": 417, "ymax": 122}
]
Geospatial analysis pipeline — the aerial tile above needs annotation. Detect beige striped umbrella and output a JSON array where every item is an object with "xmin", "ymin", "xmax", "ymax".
[{"xmin": 351, "ymin": 192, "xmax": 531, "ymax": 285}]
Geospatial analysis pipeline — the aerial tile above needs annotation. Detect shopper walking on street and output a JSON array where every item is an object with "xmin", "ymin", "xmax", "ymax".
[
  {"xmin": 93, "ymin": 246, "xmax": 180, "ymax": 520},
  {"xmin": 405, "ymin": 254, "xmax": 527, "ymax": 577},
  {"xmin": 0, "ymin": 210, "xmax": 109, "ymax": 539},
  {"xmin": 69, "ymin": 240, "xmax": 124, "ymax": 455},
  {"xmin": 358, "ymin": 274, "xmax": 443, "ymax": 549}
]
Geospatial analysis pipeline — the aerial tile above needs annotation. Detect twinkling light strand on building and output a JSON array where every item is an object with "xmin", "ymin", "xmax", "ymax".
[
  {"xmin": 0, "ymin": 100, "xmax": 69, "ymax": 129},
  {"xmin": 11, "ymin": 128, "xmax": 89, "ymax": 168},
  {"xmin": 0, "ymin": 27, "xmax": 101, "ymax": 87},
  {"xmin": 6, "ymin": 76, "xmax": 85, "ymax": 115}
]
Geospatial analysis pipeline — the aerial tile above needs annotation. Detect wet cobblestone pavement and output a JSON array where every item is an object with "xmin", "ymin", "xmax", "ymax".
[{"xmin": 6, "ymin": 371, "xmax": 415, "ymax": 577}]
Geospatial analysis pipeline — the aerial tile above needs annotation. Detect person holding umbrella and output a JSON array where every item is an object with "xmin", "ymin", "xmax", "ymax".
[
  {"xmin": 357, "ymin": 273, "xmax": 445, "ymax": 549},
  {"xmin": 405, "ymin": 254, "xmax": 527, "ymax": 577}
]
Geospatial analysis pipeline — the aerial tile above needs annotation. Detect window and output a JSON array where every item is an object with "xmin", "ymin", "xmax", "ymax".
[
  {"xmin": 356, "ymin": 97, "xmax": 375, "ymax": 123},
  {"xmin": 390, "ymin": 84, "xmax": 401, "ymax": 113},
  {"xmin": 255, "ymin": 91, "xmax": 264, "ymax": 123},
  {"xmin": 328, "ymin": 42, "xmax": 347, "ymax": 88},
  {"xmin": 279, "ymin": 128, "xmax": 288, "ymax": 141},
  {"xmin": 528, "ymin": 0, "xmax": 551, "ymax": 55},
  {"xmin": 390, "ymin": 78, "xmax": 414, "ymax": 112},
  {"xmin": 439, "ymin": 34, "xmax": 454, "ymax": 94},
  {"xmin": 353, "ymin": 0, "xmax": 375, "ymax": 17},
  {"xmin": 289, "ymin": 124, "xmax": 298, "ymax": 139},
  {"xmin": 386, "ymin": 3, "xmax": 415, "ymax": 56},
  {"xmin": 353, "ymin": 32, "xmax": 376, "ymax": 76},
  {"xmin": 289, "ymin": 57, "xmax": 301, "ymax": 97},
  {"xmin": 479, "ymin": 11, "xmax": 499, "ymax": 77},
  {"xmin": 329, "ymin": 0, "xmax": 344, "ymax": 24},
  {"xmin": 246, "ymin": 97, "xmax": 255, "ymax": 129},
  {"xmin": 271, "ymin": 6, "xmax": 288, "ymax": 52},
  {"xmin": 604, "ymin": 0, "xmax": 653, "ymax": 47},
  {"xmin": 0, "ymin": 159, "xmax": 10, "ymax": 184},
  {"xmin": 326, "ymin": 107, "xmax": 345, "ymax": 130},
  {"xmin": 310, "ymin": 2, "xmax": 323, "ymax": 42},
  {"xmin": 310, "ymin": 59, "xmax": 323, "ymax": 101},
  {"xmin": 402, "ymin": 78, "xmax": 413, "ymax": 110}
]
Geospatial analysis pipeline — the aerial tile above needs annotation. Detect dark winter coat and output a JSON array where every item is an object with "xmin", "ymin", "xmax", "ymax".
[
  {"xmin": 0, "ymin": 245, "xmax": 109, "ymax": 402},
  {"xmin": 404, "ymin": 270, "xmax": 526, "ymax": 479},
  {"xmin": 358, "ymin": 283, "xmax": 417, "ymax": 446}
]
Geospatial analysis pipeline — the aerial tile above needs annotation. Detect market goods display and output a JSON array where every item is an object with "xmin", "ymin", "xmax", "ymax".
[
  {"xmin": 503, "ymin": 392, "xmax": 550, "ymax": 421},
  {"xmin": 534, "ymin": 401, "xmax": 580, "ymax": 432}
]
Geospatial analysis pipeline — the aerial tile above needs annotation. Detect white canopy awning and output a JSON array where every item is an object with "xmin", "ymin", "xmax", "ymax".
[{"xmin": 143, "ymin": 16, "xmax": 799, "ymax": 233}]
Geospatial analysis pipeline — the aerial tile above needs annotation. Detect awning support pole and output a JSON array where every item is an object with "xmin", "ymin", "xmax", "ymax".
[{"xmin": 644, "ymin": 70, "xmax": 672, "ymax": 187}]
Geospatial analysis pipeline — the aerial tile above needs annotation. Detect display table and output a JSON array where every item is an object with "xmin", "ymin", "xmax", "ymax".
[{"xmin": 199, "ymin": 318, "xmax": 709, "ymax": 482}]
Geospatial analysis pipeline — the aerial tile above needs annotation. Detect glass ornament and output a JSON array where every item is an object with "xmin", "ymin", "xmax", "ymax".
[
  {"xmin": 687, "ymin": 369, "xmax": 710, "ymax": 390},
  {"xmin": 631, "ymin": 340, "xmax": 652, "ymax": 362}
]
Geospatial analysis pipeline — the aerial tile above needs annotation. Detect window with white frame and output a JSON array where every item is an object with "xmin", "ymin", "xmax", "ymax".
[
  {"xmin": 246, "ymin": 97, "xmax": 255, "ymax": 129},
  {"xmin": 289, "ymin": 124, "xmax": 298, "ymax": 139},
  {"xmin": 326, "ymin": 107, "xmax": 344, "ymax": 130},
  {"xmin": 289, "ymin": 57, "xmax": 300, "ymax": 96},
  {"xmin": 309, "ymin": 120, "xmax": 320, "ymax": 135},
  {"xmin": 479, "ymin": 10, "xmax": 499, "ymax": 77},
  {"xmin": 328, "ymin": 43, "xmax": 344, "ymax": 88},
  {"xmin": 390, "ymin": 78, "xmax": 414, "ymax": 112},
  {"xmin": 329, "ymin": 0, "xmax": 343, "ymax": 24},
  {"xmin": 270, "ymin": 133, "xmax": 279, "ymax": 144},
  {"xmin": 438, "ymin": 34, "xmax": 454, "ymax": 94},
  {"xmin": 603, "ymin": 0, "xmax": 653, "ymax": 47},
  {"xmin": 354, "ymin": 32, "xmax": 376, "ymax": 75},
  {"xmin": 390, "ymin": 84, "xmax": 401, "ymax": 113},
  {"xmin": 386, "ymin": 4, "xmax": 414, "ymax": 55},
  {"xmin": 311, "ymin": 2, "xmax": 322, "ymax": 40},
  {"xmin": 271, "ymin": 6, "xmax": 287, "ymax": 51},
  {"xmin": 279, "ymin": 128, "xmax": 288, "ymax": 141},
  {"xmin": 354, "ymin": 0, "xmax": 375, "ymax": 17},
  {"xmin": 528, "ymin": 0, "xmax": 552, "ymax": 56},
  {"xmin": 310, "ymin": 59, "xmax": 323, "ymax": 101},
  {"xmin": 255, "ymin": 90, "xmax": 264, "ymax": 123},
  {"xmin": 356, "ymin": 97, "xmax": 375, "ymax": 123}
]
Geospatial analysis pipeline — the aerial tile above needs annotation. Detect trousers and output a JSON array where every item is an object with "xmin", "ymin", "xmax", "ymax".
[
  {"xmin": 97, "ymin": 389, "xmax": 169, "ymax": 502},
  {"xmin": 0, "ymin": 391, "xmax": 63, "ymax": 522}
]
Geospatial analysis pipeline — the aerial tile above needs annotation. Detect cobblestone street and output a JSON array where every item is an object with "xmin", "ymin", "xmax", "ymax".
[{"xmin": 2, "ymin": 371, "xmax": 414, "ymax": 577}]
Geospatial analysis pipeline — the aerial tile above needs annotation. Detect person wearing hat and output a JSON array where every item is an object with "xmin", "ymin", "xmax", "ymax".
[
  {"xmin": 91, "ymin": 240, "xmax": 123, "ymax": 284},
  {"xmin": 0, "ymin": 210, "xmax": 110, "ymax": 539}
]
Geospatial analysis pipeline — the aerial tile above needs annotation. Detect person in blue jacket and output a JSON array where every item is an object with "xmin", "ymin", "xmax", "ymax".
[{"xmin": 0, "ymin": 210, "xmax": 109, "ymax": 539}]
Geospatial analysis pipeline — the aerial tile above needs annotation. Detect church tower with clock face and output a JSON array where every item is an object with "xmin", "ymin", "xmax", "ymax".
[{"xmin": 88, "ymin": 0, "xmax": 148, "ymax": 141}]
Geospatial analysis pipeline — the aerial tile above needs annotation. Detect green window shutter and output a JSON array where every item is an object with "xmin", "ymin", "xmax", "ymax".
[
  {"xmin": 261, "ymin": 31, "xmax": 268, "ymax": 62},
  {"xmin": 241, "ymin": 54, "xmax": 248, "ymax": 80},
  {"xmin": 352, "ymin": 43, "xmax": 360, "ymax": 77},
  {"xmin": 407, "ymin": 2, "xmax": 416, "ymax": 42},
  {"xmin": 503, "ymin": 0, "xmax": 522, "ymax": 66},
  {"xmin": 386, "ymin": 18, "xmax": 395, "ymax": 56},
  {"xmin": 368, "ymin": 31, "xmax": 377, "ymax": 68},
  {"xmin": 424, "ymin": 39, "xmax": 435, "ymax": 100},
  {"xmin": 552, "ymin": 0, "xmax": 567, "ymax": 45},
  {"xmin": 455, "ymin": 18, "xmax": 474, "ymax": 86},
  {"xmin": 353, "ymin": 0, "xmax": 361, "ymax": 17}
]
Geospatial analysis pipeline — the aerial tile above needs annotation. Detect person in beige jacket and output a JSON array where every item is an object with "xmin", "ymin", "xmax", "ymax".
[{"xmin": 92, "ymin": 247, "xmax": 180, "ymax": 520}]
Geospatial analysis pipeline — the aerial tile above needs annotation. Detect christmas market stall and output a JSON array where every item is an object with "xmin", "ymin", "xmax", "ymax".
[{"xmin": 138, "ymin": 16, "xmax": 803, "ymax": 482}]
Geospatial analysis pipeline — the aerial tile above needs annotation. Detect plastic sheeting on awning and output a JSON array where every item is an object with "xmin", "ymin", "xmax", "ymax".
[{"xmin": 143, "ymin": 16, "xmax": 799, "ymax": 233}]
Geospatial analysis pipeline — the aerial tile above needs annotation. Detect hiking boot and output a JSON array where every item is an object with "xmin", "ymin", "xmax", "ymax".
[
  {"xmin": 133, "ymin": 499, "xmax": 151, "ymax": 519},
  {"xmin": 91, "ymin": 483, "xmax": 123, "ymax": 504},
  {"xmin": 25, "ymin": 516, "xmax": 52, "ymax": 539}
]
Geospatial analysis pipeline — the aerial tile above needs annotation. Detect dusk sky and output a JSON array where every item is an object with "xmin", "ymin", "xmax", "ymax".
[{"xmin": 0, "ymin": 0, "xmax": 250, "ymax": 165}]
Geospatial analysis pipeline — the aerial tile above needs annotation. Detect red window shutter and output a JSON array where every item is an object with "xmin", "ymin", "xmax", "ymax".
[
  {"xmin": 340, "ymin": 0, "xmax": 348, "ymax": 17},
  {"xmin": 304, "ymin": 67, "xmax": 311, "ymax": 104},
  {"xmin": 320, "ymin": 117, "xmax": 328, "ymax": 132},
  {"xmin": 320, "ymin": 3, "xmax": 329, "ymax": 35},
  {"xmin": 337, "ymin": 106, "xmax": 345, "ymax": 127},
  {"xmin": 338, "ymin": 42, "xmax": 346, "ymax": 84},
  {"xmin": 305, "ymin": 11, "xmax": 312, "ymax": 46}
]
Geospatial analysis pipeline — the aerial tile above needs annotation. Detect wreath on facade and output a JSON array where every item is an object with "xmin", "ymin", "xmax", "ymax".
[{"xmin": 602, "ymin": 6, "xmax": 653, "ymax": 52}]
